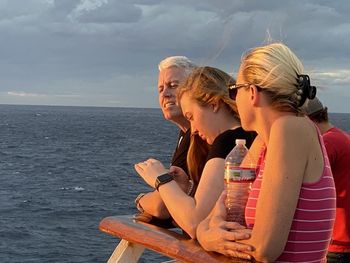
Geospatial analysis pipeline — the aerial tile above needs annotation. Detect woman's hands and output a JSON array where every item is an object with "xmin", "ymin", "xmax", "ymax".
[
  {"xmin": 169, "ymin": 166, "xmax": 191, "ymax": 193},
  {"xmin": 196, "ymin": 191, "xmax": 254, "ymax": 260},
  {"xmin": 135, "ymin": 158, "xmax": 191, "ymax": 193},
  {"xmin": 135, "ymin": 158, "xmax": 168, "ymax": 188}
]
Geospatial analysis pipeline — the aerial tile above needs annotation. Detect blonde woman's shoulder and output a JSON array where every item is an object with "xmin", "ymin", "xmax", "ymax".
[{"xmin": 271, "ymin": 115, "xmax": 316, "ymax": 144}]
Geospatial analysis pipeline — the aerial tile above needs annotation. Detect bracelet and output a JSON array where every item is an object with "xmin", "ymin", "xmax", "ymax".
[
  {"xmin": 187, "ymin": 180, "xmax": 195, "ymax": 196},
  {"xmin": 134, "ymin": 193, "xmax": 146, "ymax": 213}
]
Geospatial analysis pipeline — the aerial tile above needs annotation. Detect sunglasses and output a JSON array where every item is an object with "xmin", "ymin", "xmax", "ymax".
[{"xmin": 228, "ymin": 83, "xmax": 263, "ymax": 100}]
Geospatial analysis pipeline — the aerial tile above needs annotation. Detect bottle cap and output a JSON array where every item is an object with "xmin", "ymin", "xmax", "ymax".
[{"xmin": 235, "ymin": 139, "xmax": 246, "ymax": 145}]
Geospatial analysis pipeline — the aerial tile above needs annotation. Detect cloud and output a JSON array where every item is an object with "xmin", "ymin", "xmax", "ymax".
[
  {"xmin": 313, "ymin": 70, "xmax": 350, "ymax": 87},
  {"xmin": 70, "ymin": 0, "xmax": 142, "ymax": 23},
  {"xmin": 7, "ymin": 91, "xmax": 82, "ymax": 98},
  {"xmin": 0, "ymin": 0, "xmax": 349, "ymax": 112},
  {"xmin": 7, "ymin": 91, "xmax": 47, "ymax": 97}
]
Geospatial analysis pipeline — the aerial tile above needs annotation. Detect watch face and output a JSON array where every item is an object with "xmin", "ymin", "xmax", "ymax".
[
  {"xmin": 157, "ymin": 173, "xmax": 173, "ymax": 183},
  {"xmin": 155, "ymin": 173, "xmax": 174, "ymax": 190}
]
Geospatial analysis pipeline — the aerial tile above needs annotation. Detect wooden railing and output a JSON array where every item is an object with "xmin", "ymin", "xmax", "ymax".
[{"xmin": 99, "ymin": 215, "xmax": 251, "ymax": 263}]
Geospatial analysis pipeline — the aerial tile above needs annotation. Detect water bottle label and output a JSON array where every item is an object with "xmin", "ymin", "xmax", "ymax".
[{"xmin": 224, "ymin": 167, "xmax": 256, "ymax": 182}]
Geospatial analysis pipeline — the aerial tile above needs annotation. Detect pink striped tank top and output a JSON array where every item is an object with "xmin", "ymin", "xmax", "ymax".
[{"xmin": 245, "ymin": 127, "xmax": 336, "ymax": 262}]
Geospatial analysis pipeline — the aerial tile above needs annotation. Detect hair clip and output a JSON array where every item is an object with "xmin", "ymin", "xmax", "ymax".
[{"xmin": 296, "ymin": 74, "xmax": 317, "ymax": 106}]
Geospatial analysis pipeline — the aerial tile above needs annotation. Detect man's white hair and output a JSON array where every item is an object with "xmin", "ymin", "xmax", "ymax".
[{"xmin": 158, "ymin": 56, "xmax": 196, "ymax": 75}]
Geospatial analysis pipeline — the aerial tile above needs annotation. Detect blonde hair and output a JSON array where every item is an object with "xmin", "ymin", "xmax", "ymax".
[
  {"xmin": 177, "ymin": 66, "xmax": 239, "ymax": 186},
  {"xmin": 240, "ymin": 42, "xmax": 308, "ymax": 113}
]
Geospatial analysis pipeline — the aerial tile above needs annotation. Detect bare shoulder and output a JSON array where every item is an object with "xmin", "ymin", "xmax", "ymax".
[
  {"xmin": 269, "ymin": 116, "xmax": 318, "ymax": 159},
  {"xmin": 271, "ymin": 116, "xmax": 315, "ymax": 143}
]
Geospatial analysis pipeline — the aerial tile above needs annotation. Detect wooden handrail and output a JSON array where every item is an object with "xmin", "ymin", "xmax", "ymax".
[{"xmin": 99, "ymin": 215, "xmax": 250, "ymax": 263}]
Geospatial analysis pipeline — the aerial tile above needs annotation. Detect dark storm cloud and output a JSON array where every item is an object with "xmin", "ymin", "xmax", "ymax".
[{"xmin": 0, "ymin": 0, "xmax": 349, "ymax": 111}]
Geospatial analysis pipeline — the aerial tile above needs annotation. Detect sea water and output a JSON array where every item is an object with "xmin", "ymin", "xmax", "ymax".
[
  {"xmin": 0, "ymin": 104, "xmax": 349, "ymax": 263},
  {"xmin": 0, "ymin": 105, "xmax": 176, "ymax": 262}
]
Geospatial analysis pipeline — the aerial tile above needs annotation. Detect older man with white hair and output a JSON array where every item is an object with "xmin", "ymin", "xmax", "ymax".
[{"xmin": 134, "ymin": 56, "xmax": 196, "ymax": 226}]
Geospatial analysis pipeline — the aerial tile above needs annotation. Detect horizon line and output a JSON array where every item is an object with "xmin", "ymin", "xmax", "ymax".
[{"xmin": 0, "ymin": 102, "xmax": 349, "ymax": 114}]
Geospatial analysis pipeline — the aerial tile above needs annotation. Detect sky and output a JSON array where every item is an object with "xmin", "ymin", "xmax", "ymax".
[{"xmin": 0, "ymin": 0, "xmax": 349, "ymax": 113}]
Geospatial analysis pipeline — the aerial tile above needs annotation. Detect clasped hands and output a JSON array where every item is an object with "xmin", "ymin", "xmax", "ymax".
[
  {"xmin": 134, "ymin": 158, "xmax": 190, "ymax": 193},
  {"xmin": 197, "ymin": 191, "xmax": 254, "ymax": 260}
]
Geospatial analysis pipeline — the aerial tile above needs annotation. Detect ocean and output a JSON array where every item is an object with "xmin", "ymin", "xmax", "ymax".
[{"xmin": 0, "ymin": 105, "xmax": 349, "ymax": 263}]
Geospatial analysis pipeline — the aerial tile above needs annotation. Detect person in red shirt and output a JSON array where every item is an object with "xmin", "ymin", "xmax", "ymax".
[{"xmin": 307, "ymin": 97, "xmax": 350, "ymax": 263}]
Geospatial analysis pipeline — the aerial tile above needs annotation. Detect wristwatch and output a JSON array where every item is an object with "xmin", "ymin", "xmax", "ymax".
[{"xmin": 155, "ymin": 173, "xmax": 174, "ymax": 191}]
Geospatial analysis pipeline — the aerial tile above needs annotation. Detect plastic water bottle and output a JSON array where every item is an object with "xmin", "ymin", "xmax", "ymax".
[{"xmin": 224, "ymin": 139, "xmax": 256, "ymax": 225}]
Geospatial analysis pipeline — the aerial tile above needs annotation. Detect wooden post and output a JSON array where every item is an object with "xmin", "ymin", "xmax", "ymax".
[{"xmin": 107, "ymin": 239, "xmax": 145, "ymax": 263}]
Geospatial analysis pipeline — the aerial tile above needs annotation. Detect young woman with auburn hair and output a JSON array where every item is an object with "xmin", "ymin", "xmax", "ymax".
[{"xmin": 135, "ymin": 66, "xmax": 255, "ymax": 238}]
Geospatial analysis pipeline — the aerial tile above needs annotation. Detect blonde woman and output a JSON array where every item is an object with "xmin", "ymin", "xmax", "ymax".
[
  {"xmin": 135, "ymin": 67, "xmax": 255, "ymax": 238},
  {"xmin": 197, "ymin": 43, "xmax": 336, "ymax": 262}
]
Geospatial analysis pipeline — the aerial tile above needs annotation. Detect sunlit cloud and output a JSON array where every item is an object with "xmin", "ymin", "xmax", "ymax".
[
  {"xmin": 75, "ymin": 0, "xmax": 108, "ymax": 12},
  {"xmin": 7, "ymin": 91, "xmax": 82, "ymax": 98},
  {"xmin": 7, "ymin": 91, "xmax": 47, "ymax": 97},
  {"xmin": 69, "ymin": 0, "xmax": 108, "ymax": 21},
  {"xmin": 313, "ymin": 69, "xmax": 350, "ymax": 86},
  {"xmin": 314, "ymin": 69, "xmax": 350, "ymax": 79}
]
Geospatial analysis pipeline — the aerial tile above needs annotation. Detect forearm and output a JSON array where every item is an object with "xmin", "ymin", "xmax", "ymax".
[
  {"xmin": 158, "ymin": 181, "xmax": 210, "ymax": 238},
  {"xmin": 139, "ymin": 191, "xmax": 171, "ymax": 219}
]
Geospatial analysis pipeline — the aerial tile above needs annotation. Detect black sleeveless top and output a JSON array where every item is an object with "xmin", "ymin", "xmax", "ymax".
[{"xmin": 206, "ymin": 127, "xmax": 256, "ymax": 161}]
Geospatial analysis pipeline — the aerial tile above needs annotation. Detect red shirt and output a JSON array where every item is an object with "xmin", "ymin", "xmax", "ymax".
[{"xmin": 323, "ymin": 127, "xmax": 350, "ymax": 252}]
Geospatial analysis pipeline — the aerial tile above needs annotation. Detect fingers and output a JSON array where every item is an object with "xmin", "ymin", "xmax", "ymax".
[
  {"xmin": 224, "ymin": 221, "xmax": 247, "ymax": 230},
  {"xmin": 224, "ymin": 229, "xmax": 251, "ymax": 241},
  {"xmin": 215, "ymin": 239, "xmax": 253, "ymax": 260},
  {"xmin": 134, "ymin": 159, "xmax": 158, "ymax": 171},
  {"xmin": 225, "ymin": 249, "xmax": 252, "ymax": 261},
  {"xmin": 168, "ymin": 166, "xmax": 179, "ymax": 176},
  {"xmin": 224, "ymin": 241, "xmax": 254, "ymax": 252},
  {"xmin": 139, "ymin": 159, "xmax": 164, "ymax": 168},
  {"xmin": 169, "ymin": 165, "xmax": 182, "ymax": 174},
  {"xmin": 134, "ymin": 163, "xmax": 145, "ymax": 172},
  {"xmin": 146, "ymin": 158, "xmax": 160, "ymax": 164},
  {"xmin": 224, "ymin": 240, "xmax": 254, "ymax": 253}
]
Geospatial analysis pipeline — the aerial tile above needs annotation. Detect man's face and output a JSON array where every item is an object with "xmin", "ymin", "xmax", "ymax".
[{"xmin": 158, "ymin": 66, "xmax": 187, "ymax": 122}]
